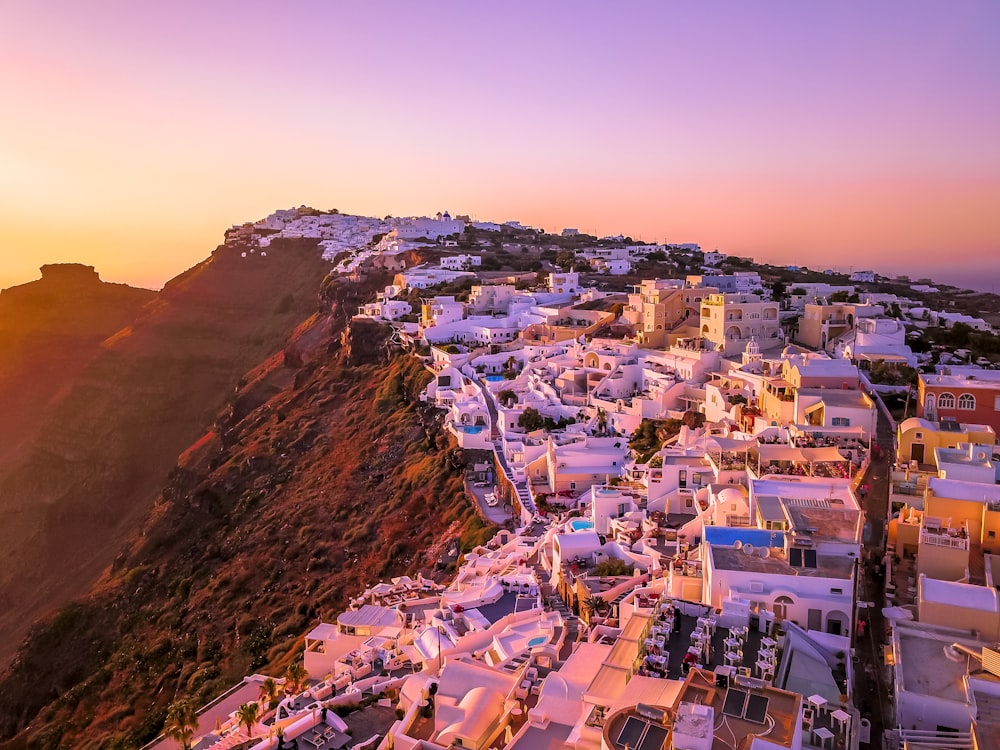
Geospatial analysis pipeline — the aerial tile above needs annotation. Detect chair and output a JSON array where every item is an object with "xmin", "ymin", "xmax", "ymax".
[{"xmin": 802, "ymin": 706, "xmax": 814, "ymax": 732}]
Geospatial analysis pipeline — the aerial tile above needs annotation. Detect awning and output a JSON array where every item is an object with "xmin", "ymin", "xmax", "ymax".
[
  {"xmin": 708, "ymin": 436, "xmax": 758, "ymax": 452},
  {"xmin": 799, "ymin": 446, "xmax": 849, "ymax": 464},
  {"xmin": 858, "ymin": 352, "xmax": 910, "ymax": 362}
]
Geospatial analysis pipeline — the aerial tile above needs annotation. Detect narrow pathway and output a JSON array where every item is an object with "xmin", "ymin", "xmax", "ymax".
[
  {"xmin": 852, "ymin": 406, "xmax": 895, "ymax": 747},
  {"xmin": 478, "ymin": 377, "xmax": 536, "ymax": 516}
]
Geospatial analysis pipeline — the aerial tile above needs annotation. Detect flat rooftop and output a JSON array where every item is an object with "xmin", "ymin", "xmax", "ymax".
[
  {"xmin": 711, "ymin": 545, "xmax": 855, "ymax": 579},
  {"xmin": 896, "ymin": 629, "xmax": 976, "ymax": 702},
  {"xmin": 783, "ymin": 504, "xmax": 862, "ymax": 544},
  {"xmin": 798, "ymin": 387, "xmax": 869, "ymax": 408},
  {"xmin": 678, "ymin": 668, "xmax": 800, "ymax": 749}
]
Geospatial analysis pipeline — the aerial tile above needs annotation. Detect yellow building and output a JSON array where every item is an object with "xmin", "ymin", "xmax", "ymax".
[
  {"xmin": 897, "ymin": 417, "xmax": 996, "ymax": 468},
  {"xmin": 797, "ymin": 303, "xmax": 857, "ymax": 352},
  {"xmin": 699, "ymin": 293, "xmax": 781, "ymax": 357},
  {"xmin": 624, "ymin": 280, "xmax": 715, "ymax": 348}
]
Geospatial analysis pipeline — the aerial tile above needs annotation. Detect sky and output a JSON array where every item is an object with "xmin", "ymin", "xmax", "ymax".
[{"xmin": 1, "ymin": 1, "xmax": 999, "ymax": 292}]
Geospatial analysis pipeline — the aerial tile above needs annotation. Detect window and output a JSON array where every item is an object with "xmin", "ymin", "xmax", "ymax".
[
  {"xmin": 832, "ymin": 417, "xmax": 851, "ymax": 427},
  {"xmin": 995, "ymin": 395, "xmax": 1000, "ymax": 411},
  {"xmin": 938, "ymin": 392, "xmax": 955, "ymax": 409},
  {"xmin": 831, "ymin": 588, "xmax": 843, "ymax": 595},
  {"xmin": 569, "ymin": 481, "xmax": 577, "ymax": 490},
  {"xmin": 958, "ymin": 393, "xmax": 976, "ymax": 410},
  {"xmin": 988, "ymin": 530, "xmax": 997, "ymax": 539}
]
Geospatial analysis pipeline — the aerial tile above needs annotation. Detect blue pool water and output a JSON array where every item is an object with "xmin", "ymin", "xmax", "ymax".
[
  {"xmin": 703, "ymin": 527, "xmax": 784, "ymax": 548},
  {"xmin": 459, "ymin": 425, "xmax": 485, "ymax": 434},
  {"xmin": 568, "ymin": 519, "xmax": 594, "ymax": 532},
  {"xmin": 527, "ymin": 636, "xmax": 547, "ymax": 648},
  {"xmin": 484, "ymin": 374, "xmax": 505, "ymax": 382}
]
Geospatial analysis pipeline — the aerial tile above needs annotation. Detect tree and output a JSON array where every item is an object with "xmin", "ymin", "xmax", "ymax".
[
  {"xmin": 517, "ymin": 407, "xmax": 545, "ymax": 432},
  {"xmin": 595, "ymin": 407, "xmax": 609, "ymax": 436},
  {"xmin": 259, "ymin": 677, "xmax": 281, "ymax": 709},
  {"xmin": 592, "ymin": 558, "xmax": 634, "ymax": 576},
  {"xmin": 236, "ymin": 702, "xmax": 261, "ymax": 737},
  {"xmin": 555, "ymin": 249, "xmax": 577, "ymax": 271},
  {"xmin": 581, "ymin": 595, "xmax": 610, "ymax": 620},
  {"xmin": 285, "ymin": 661, "xmax": 308, "ymax": 696},
  {"xmin": 771, "ymin": 281, "xmax": 787, "ymax": 305},
  {"xmin": 164, "ymin": 700, "xmax": 199, "ymax": 750},
  {"xmin": 497, "ymin": 389, "xmax": 517, "ymax": 408}
]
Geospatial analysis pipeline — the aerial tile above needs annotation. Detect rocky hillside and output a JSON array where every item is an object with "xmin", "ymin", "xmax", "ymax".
[
  {"xmin": 0, "ymin": 273, "xmax": 489, "ymax": 749},
  {"xmin": 0, "ymin": 240, "xmax": 336, "ymax": 664},
  {"xmin": 0, "ymin": 264, "xmax": 156, "ymax": 467}
]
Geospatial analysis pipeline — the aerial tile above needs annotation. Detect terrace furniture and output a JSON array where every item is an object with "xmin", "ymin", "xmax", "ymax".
[
  {"xmin": 807, "ymin": 694, "xmax": 829, "ymax": 718},
  {"xmin": 812, "ymin": 726, "xmax": 835, "ymax": 749}
]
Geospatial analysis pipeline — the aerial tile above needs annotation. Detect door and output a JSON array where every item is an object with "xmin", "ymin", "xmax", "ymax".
[
  {"xmin": 911, "ymin": 444, "xmax": 925, "ymax": 464},
  {"xmin": 808, "ymin": 609, "xmax": 823, "ymax": 631}
]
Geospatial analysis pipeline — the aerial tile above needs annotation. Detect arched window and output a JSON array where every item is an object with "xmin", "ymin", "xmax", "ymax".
[
  {"xmin": 937, "ymin": 392, "xmax": 955, "ymax": 409},
  {"xmin": 773, "ymin": 595, "xmax": 794, "ymax": 620},
  {"xmin": 958, "ymin": 393, "xmax": 976, "ymax": 410}
]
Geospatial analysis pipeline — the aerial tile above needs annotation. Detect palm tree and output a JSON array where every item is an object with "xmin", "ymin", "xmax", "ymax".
[
  {"xmin": 581, "ymin": 595, "xmax": 610, "ymax": 622},
  {"xmin": 285, "ymin": 661, "xmax": 308, "ymax": 696},
  {"xmin": 164, "ymin": 700, "xmax": 198, "ymax": 750},
  {"xmin": 259, "ymin": 677, "xmax": 281, "ymax": 709},
  {"xmin": 236, "ymin": 702, "xmax": 260, "ymax": 737},
  {"xmin": 595, "ymin": 407, "xmax": 608, "ymax": 436}
]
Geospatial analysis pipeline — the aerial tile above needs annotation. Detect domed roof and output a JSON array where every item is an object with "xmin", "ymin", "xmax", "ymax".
[
  {"xmin": 718, "ymin": 487, "xmax": 746, "ymax": 505},
  {"xmin": 745, "ymin": 337, "xmax": 760, "ymax": 355}
]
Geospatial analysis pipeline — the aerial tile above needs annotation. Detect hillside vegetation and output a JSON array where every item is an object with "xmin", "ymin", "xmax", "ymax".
[
  {"xmin": 0, "ymin": 297, "xmax": 484, "ymax": 749},
  {"xmin": 0, "ymin": 240, "xmax": 334, "ymax": 664}
]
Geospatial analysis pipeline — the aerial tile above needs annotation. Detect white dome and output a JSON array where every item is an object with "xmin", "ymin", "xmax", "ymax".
[{"xmin": 718, "ymin": 487, "xmax": 745, "ymax": 505}]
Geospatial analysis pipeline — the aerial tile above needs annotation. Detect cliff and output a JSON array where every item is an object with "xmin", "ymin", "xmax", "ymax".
[
  {"xmin": 0, "ymin": 265, "xmax": 156, "ymax": 470},
  {"xmin": 0, "ymin": 307, "xmax": 486, "ymax": 749},
  {"xmin": 0, "ymin": 240, "xmax": 337, "ymax": 665}
]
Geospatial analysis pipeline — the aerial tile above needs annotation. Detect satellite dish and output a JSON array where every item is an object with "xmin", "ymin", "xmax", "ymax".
[
  {"xmin": 743, "ymin": 544, "xmax": 755, "ymax": 555},
  {"xmin": 734, "ymin": 540, "xmax": 743, "ymax": 550},
  {"xmin": 758, "ymin": 547, "xmax": 770, "ymax": 558}
]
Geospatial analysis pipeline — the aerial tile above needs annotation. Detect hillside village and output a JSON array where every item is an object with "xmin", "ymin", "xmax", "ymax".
[{"xmin": 158, "ymin": 208, "xmax": 1000, "ymax": 750}]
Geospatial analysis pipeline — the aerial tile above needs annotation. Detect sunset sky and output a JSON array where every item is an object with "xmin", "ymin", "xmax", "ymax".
[{"xmin": 2, "ymin": 2, "xmax": 998, "ymax": 292}]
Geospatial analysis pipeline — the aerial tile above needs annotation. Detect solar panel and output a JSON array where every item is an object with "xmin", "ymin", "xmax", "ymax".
[
  {"xmin": 638, "ymin": 724, "xmax": 669, "ymax": 750},
  {"xmin": 723, "ymin": 688, "xmax": 748, "ymax": 718},
  {"xmin": 617, "ymin": 716, "xmax": 646, "ymax": 748},
  {"xmin": 745, "ymin": 694, "xmax": 770, "ymax": 724}
]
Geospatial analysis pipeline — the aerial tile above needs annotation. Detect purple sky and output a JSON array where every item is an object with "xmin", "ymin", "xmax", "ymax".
[{"xmin": 1, "ymin": 1, "xmax": 998, "ymax": 291}]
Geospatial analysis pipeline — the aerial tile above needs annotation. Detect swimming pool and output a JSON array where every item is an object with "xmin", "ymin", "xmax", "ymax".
[
  {"xmin": 484, "ymin": 374, "xmax": 506, "ymax": 382},
  {"xmin": 703, "ymin": 527, "xmax": 784, "ymax": 548},
  {"xmin": 568, "ymin": 519, "xmax": 594, "ymax": 532},
  {"xmin": 527, "ymin": 635, "xmax": 548, "ymax": 648},
  {"xmin": 458, "ymin": 424, "xmax": 485, "ymax": 434}
]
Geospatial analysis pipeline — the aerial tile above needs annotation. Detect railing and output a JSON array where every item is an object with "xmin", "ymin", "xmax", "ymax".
[{"xmin": 920, "ymin": 531, "xmax": 969, "ymax": 550}]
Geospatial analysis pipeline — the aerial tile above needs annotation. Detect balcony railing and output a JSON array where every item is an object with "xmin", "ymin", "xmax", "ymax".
[{"xmin": 920, "ymin": 531, "xmax": 969, "ymax": 550}]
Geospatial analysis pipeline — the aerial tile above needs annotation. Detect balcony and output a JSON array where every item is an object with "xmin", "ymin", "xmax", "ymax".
[{"xmin": 919, "ymin": 530, "xmax": 969, "ymax": 550}]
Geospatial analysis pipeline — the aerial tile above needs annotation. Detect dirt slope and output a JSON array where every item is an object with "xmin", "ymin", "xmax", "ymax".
[
  {"xmin": 0, "ymin": 306, "xmax": 487, "ymax": 749},
  {"xmin": 0, "ymin": 240, "xmax": 334, "ymax": 664}
]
